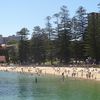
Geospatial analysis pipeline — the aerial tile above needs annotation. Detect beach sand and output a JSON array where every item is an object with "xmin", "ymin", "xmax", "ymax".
[{"xmin": 0, "ymin": 65, "xmax": 100, "ymax": 81}]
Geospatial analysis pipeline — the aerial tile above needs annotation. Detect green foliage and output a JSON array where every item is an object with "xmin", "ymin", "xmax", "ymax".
[
  {"xmin": 57, "ymin": 29, "xmax": 70, "ymax": 63},
  {"xmin": 17, "ymin": 28, "xmax": 29, "ymax": 40},
  {"xmin": 7, "ymin": 40, "xmax": 18, "ymax": 45},
  {"xmin": 18, "ymin": 40, "xmax": 30, "ymax": 64},
  {"xmin": 70, "ymin": 41, "xmax": 85, "ymax": 61},
  {"xmin": 75, "ymin": 6, "xmax": 87, "ymax": 40},
  {"xmin": 30, "ymin": 26, "xmax": 48, "ymax": 65},
  {"xmin": 8, "ymin": 46, "xmax": 18, "ymax": 64},
  {"xmin": 17, "ymin": 28, "xmax": 30, "ymax": 64}
]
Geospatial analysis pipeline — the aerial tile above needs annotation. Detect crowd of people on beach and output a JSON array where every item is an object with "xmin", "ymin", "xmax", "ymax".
[
  {"xmin": 0, "ymin": 56, "xmax": 100, "ymax": 81},
  {"xmin": 54, "ymin": 67, "xmax": 99, "ymax": 80},
  {"xmin": 0, "ymin": 64, "xmax": 100, "ymax": 81}
]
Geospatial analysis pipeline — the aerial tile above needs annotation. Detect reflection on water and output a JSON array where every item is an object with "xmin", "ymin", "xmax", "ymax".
[{"xmin": 0, "ymin": 72, "xmax": 100, "ymax": 100}]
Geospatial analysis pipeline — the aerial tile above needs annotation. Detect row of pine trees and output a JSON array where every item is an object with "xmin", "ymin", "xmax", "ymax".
[{"xmin": 6, "ymin": 4, "xmax": 100, "ymax": 65}]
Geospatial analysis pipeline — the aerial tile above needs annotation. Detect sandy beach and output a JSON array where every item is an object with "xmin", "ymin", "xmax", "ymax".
[{"xmin": 0, "ymin": 65, "xmax": 100, "ymax": 81}]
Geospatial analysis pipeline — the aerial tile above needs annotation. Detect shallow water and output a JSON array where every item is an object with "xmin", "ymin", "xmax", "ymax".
[{"xmin": 0, "ymin": 72, "xmax": 100, "ymax": 100}]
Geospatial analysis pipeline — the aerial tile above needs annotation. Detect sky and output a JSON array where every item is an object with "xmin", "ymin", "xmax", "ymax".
[{"xmin": 0, "ymin": 0, "xmax": 99, "ymax": 37}]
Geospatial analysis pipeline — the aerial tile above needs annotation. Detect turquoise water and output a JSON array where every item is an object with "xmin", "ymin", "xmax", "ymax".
[{"xmin": 0, "ymin": 72, "xmax": 100, "ymax": 100}]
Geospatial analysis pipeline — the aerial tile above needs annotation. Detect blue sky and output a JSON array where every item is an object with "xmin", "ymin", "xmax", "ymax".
[{"xmin": 0, "ymin": 0, "xmax": 99, "ymax": 37}]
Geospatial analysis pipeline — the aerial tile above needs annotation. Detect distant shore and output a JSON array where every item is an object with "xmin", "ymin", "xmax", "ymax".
[{"xmin": 0, "ymin": 65, "xmax": 100, "ymax": 81}]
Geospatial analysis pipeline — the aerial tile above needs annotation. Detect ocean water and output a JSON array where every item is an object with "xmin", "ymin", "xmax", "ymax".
[{"xmin": 0, "ymin": 71, "xmax": 100, "ymax": 100}]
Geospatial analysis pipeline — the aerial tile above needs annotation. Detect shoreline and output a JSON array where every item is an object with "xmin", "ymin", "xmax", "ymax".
[{"xmin": 0, "ymin": 66, "xmax": 100, "ymax": 81}]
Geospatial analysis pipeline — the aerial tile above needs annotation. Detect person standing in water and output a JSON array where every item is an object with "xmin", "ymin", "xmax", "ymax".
[
  {"xmin": 62, "ymin": 72, "xmax": 65, "ymax": 81},
  {"xmin": 35, "ymin": 77, "xmax": 37, "ymax": 83}
]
